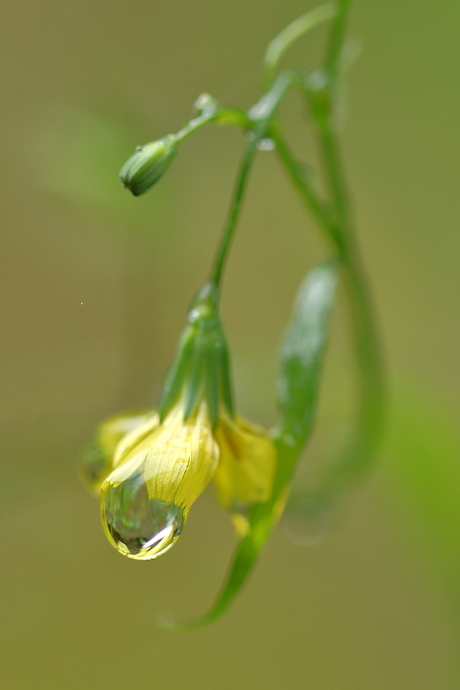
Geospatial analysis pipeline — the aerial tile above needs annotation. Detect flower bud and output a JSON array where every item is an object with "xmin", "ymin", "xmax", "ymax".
[
  {"xmin": 100, "ymin": 402, "xmax": 218, "ymax": 560},
  {"xmin": 78, "ymin": 409, "xmax": 157, "ymax": 496},
  {"xmin": 119, "ymin": 135, "xmax": 177, "ymax": 196}
]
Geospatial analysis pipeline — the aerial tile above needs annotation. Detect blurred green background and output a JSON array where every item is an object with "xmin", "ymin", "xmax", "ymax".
[{"xmin": 2, "ymin": 0, "xmax": 460, "ymax": 688}]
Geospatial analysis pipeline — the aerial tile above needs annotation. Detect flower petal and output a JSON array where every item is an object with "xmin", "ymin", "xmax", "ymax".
[
  {"xmin": 213, "ymin": 413, "xmax": 276, "ymax": 512},
  {"xmin": 78, "ymin": 409, "xmax": 157, "ymax": 496},
  {"xmin": 100, "ymin": 401, "xmax": 219, "ymax": 560}
]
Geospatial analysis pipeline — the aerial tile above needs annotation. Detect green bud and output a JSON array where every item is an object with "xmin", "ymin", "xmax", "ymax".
[{"xmin": 119, "ymin": 135, "xmax": 177, "ymax": 196}]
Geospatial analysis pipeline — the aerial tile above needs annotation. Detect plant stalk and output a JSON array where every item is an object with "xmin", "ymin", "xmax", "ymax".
[{"xmin": 208, "ymin": 71, "xmax": 296, "ymax": 289}]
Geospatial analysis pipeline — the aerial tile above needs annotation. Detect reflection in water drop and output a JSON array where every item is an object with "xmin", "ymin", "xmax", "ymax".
[{"xmin": 101, "ymin": 466, "xmax": 184, "ymax": 560}]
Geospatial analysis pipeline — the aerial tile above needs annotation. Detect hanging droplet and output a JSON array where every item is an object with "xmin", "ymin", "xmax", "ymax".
[
  {"xmin": 256, "ymin": 138, "xmax": 276, "ymax": 151},
  {"xmin": 101, "ymin": 466, "xmax": 184, "ymax": 560}
]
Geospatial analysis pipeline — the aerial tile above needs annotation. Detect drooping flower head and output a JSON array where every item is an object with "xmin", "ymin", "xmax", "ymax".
[
  {"xmin": 80, "ymin": 282, "xmax": 276, "ymax": 560},
  {"xmin": 100, "ymin": 401, "xmax": 218, "ymax": 560}
]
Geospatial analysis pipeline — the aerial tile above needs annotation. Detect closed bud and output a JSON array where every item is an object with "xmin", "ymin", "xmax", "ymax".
[
  {"xmin": 78, "ymin": 409, "xmax": 157, "ymax": 496},
  {"xmin": 100, "ymin": 402, "xmax": 218, "ymax": 560},
  {"xmin": 119, "ymin": 135, "xmax": 177, "ymax": 196}
]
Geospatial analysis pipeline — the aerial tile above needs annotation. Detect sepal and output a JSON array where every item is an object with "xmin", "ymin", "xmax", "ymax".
[{"xmin": 159, "ymin": 282, "xmax": 234, "ymax": 428}]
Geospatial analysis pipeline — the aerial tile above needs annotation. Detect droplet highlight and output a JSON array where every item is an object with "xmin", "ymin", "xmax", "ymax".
[{"xmin": 101, "ymin": 466, "xmax": 184, "ymax": 560}]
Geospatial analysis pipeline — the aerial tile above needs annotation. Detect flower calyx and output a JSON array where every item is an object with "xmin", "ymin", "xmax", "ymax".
[{"xmin": 159, "ymin": 281, "xmax": 234, "ymax": 430}]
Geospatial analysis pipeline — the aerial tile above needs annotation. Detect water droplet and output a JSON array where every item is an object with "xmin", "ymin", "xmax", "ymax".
[
  {"xmin": 247, "ymin": 101, "xmax": 267, "ymax": 120},
  {"xmin": 194, "ymin": 93, "xmax": 213, "ymax": 111},
  {"xmin": 283, "ymin": 433, "xmax": 296, "ymax": 448},
  {"xmin": 257, "ymin": 138, "xmax": 276, "ymax": 151},
  {"xmin": 102, "ymin": 467, "xmax": 184, "ymax": 560},
  {"xmin": 188, "ymin": 308, "xmax": 200, "ymax": 322}
]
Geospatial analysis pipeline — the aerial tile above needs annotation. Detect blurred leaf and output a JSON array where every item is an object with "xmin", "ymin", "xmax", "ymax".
[
  {"xmin": 36, "ymin": 108, "xmax": 168, "ymax": 225},
  {"xmin": 383, "ymin": 385, "xmax": 460, "ymax": 615},
  {"xmin": 277, "ymin": 261, "xmax": 338, "ymax": 449},
  {"xmin": 162, "ymin": 262, "xmax": 337, "ymax": 631}
]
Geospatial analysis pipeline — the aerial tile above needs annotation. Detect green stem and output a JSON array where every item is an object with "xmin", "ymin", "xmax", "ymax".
[
  {"xmin": 208, "ymin": 71, "xmax": 296, "ymax": 288},
  {"xmin": 269, "ymin": 124, "xmax": 345, "ymax": 254},
  {"xmin": 325, "ymin": 0, "xmax": 351, "ymax": 83},
  {"xmin": 273, "ymin": 0, "xmax": 384, "ymax": 500},
  {"xmin": 208, "ymin": 140, "xmax": 256, "ymax": 287},
  {"xmin": 263, "ymin": 1, "xmax": 338, "ymax": 90},
  {"xmin": 175, "ymin": 105, "xmax": 251, "ymax": 143},
  {"xmin": 320, "ymin": 122, "xmax": 384, "ymax": 472},
  {"xmin": 275, "ymin": 125, "xmax": 384, "ymax": 495},
  {"xmin": 320, "ymin": 0, "xmax": 384, "ymax": 471}
]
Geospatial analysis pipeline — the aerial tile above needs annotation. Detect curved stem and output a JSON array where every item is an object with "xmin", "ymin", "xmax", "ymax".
[
  {"xmin": 269, "ymin": 124, "xmax": 344, "ymax": 254},
  {"xmin": 320, "ymin": 121, "xmax": 384, "ymax": 471},
  {"xmin": 325, "ymin": 0, "xmax": 351, "ymax": 83},
  {"xmin": 175, "ymin": 106, "xmax": 251, "ymax": 143},
  {"xmin": 208, "ymin": 71, "xmax": 297, "ymax": 289},
  {"xmin": 263, "ymin": 2, "xmax": 338, "ymax": 90},
  {"xmin": 271, "ymin": 0, "xmax": 384, "ymax": 502},
  {"xmin": 321, "ymin": 0, "xmax": 384, "ymax": 473},
  {"xmin": 208, "ymin": 139, "xmax": 257, "ymax": 287},
  {"xmin": 274, "ymin": 122, "xmax": 384, "ymax": 497}
]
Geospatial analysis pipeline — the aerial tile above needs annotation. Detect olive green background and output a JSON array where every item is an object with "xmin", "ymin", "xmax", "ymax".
[{"xmin": 2, "ymin": 0, "xmax": 460, "ymax": 688}]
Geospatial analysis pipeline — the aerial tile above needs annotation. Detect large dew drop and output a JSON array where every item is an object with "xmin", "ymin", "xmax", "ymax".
[{"xmin": 101, "ymin": 468, "xmax": 184, "ymax": 560}]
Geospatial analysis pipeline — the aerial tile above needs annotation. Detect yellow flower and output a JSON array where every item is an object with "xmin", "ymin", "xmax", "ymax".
[
  {"xmin": 78, "ymin": 409, "xmax": 156, "ymax": 496},
  {"xmin": 82, "ymin": 283, "xmax": 277, "ymax": 561},
  {"xmin": 213, "ymin": 412, "xmax": 276, "ymax": 535},
  {"xmin": 97, "ymin": 401, "xmax": 276, "ymax": 558},
  {"xmin": 100, "ymin": 401, "xmax": 218, "ymax": 561}
]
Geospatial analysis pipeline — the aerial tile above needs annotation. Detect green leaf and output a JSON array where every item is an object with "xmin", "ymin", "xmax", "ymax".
[
  {"xmin": 160, "ymin": 262, "xmax": 337, "ymax": 631},
  {"xmin": 277, "ymin": 261, "xmax": 338, "ymax": 449}
]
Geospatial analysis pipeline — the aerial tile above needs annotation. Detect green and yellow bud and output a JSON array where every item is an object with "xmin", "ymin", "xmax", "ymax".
[
  {"xmin": 78, "ymin": 409, "xmax": 157, "ymax": 496},
  {"xmin": 100, "ymin": 401, "xmax": 218, "ymax": 561},
  {"xmin": 119, "ymin": 135, "xmax": 177, "ymax": 196},
  {"xmin": 83, "ymin": 283, "xmax": 276, "ymax": 560},
  {"xmin": 213, "ymin": 412, "xmax": 276, "ymax": 535}
]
